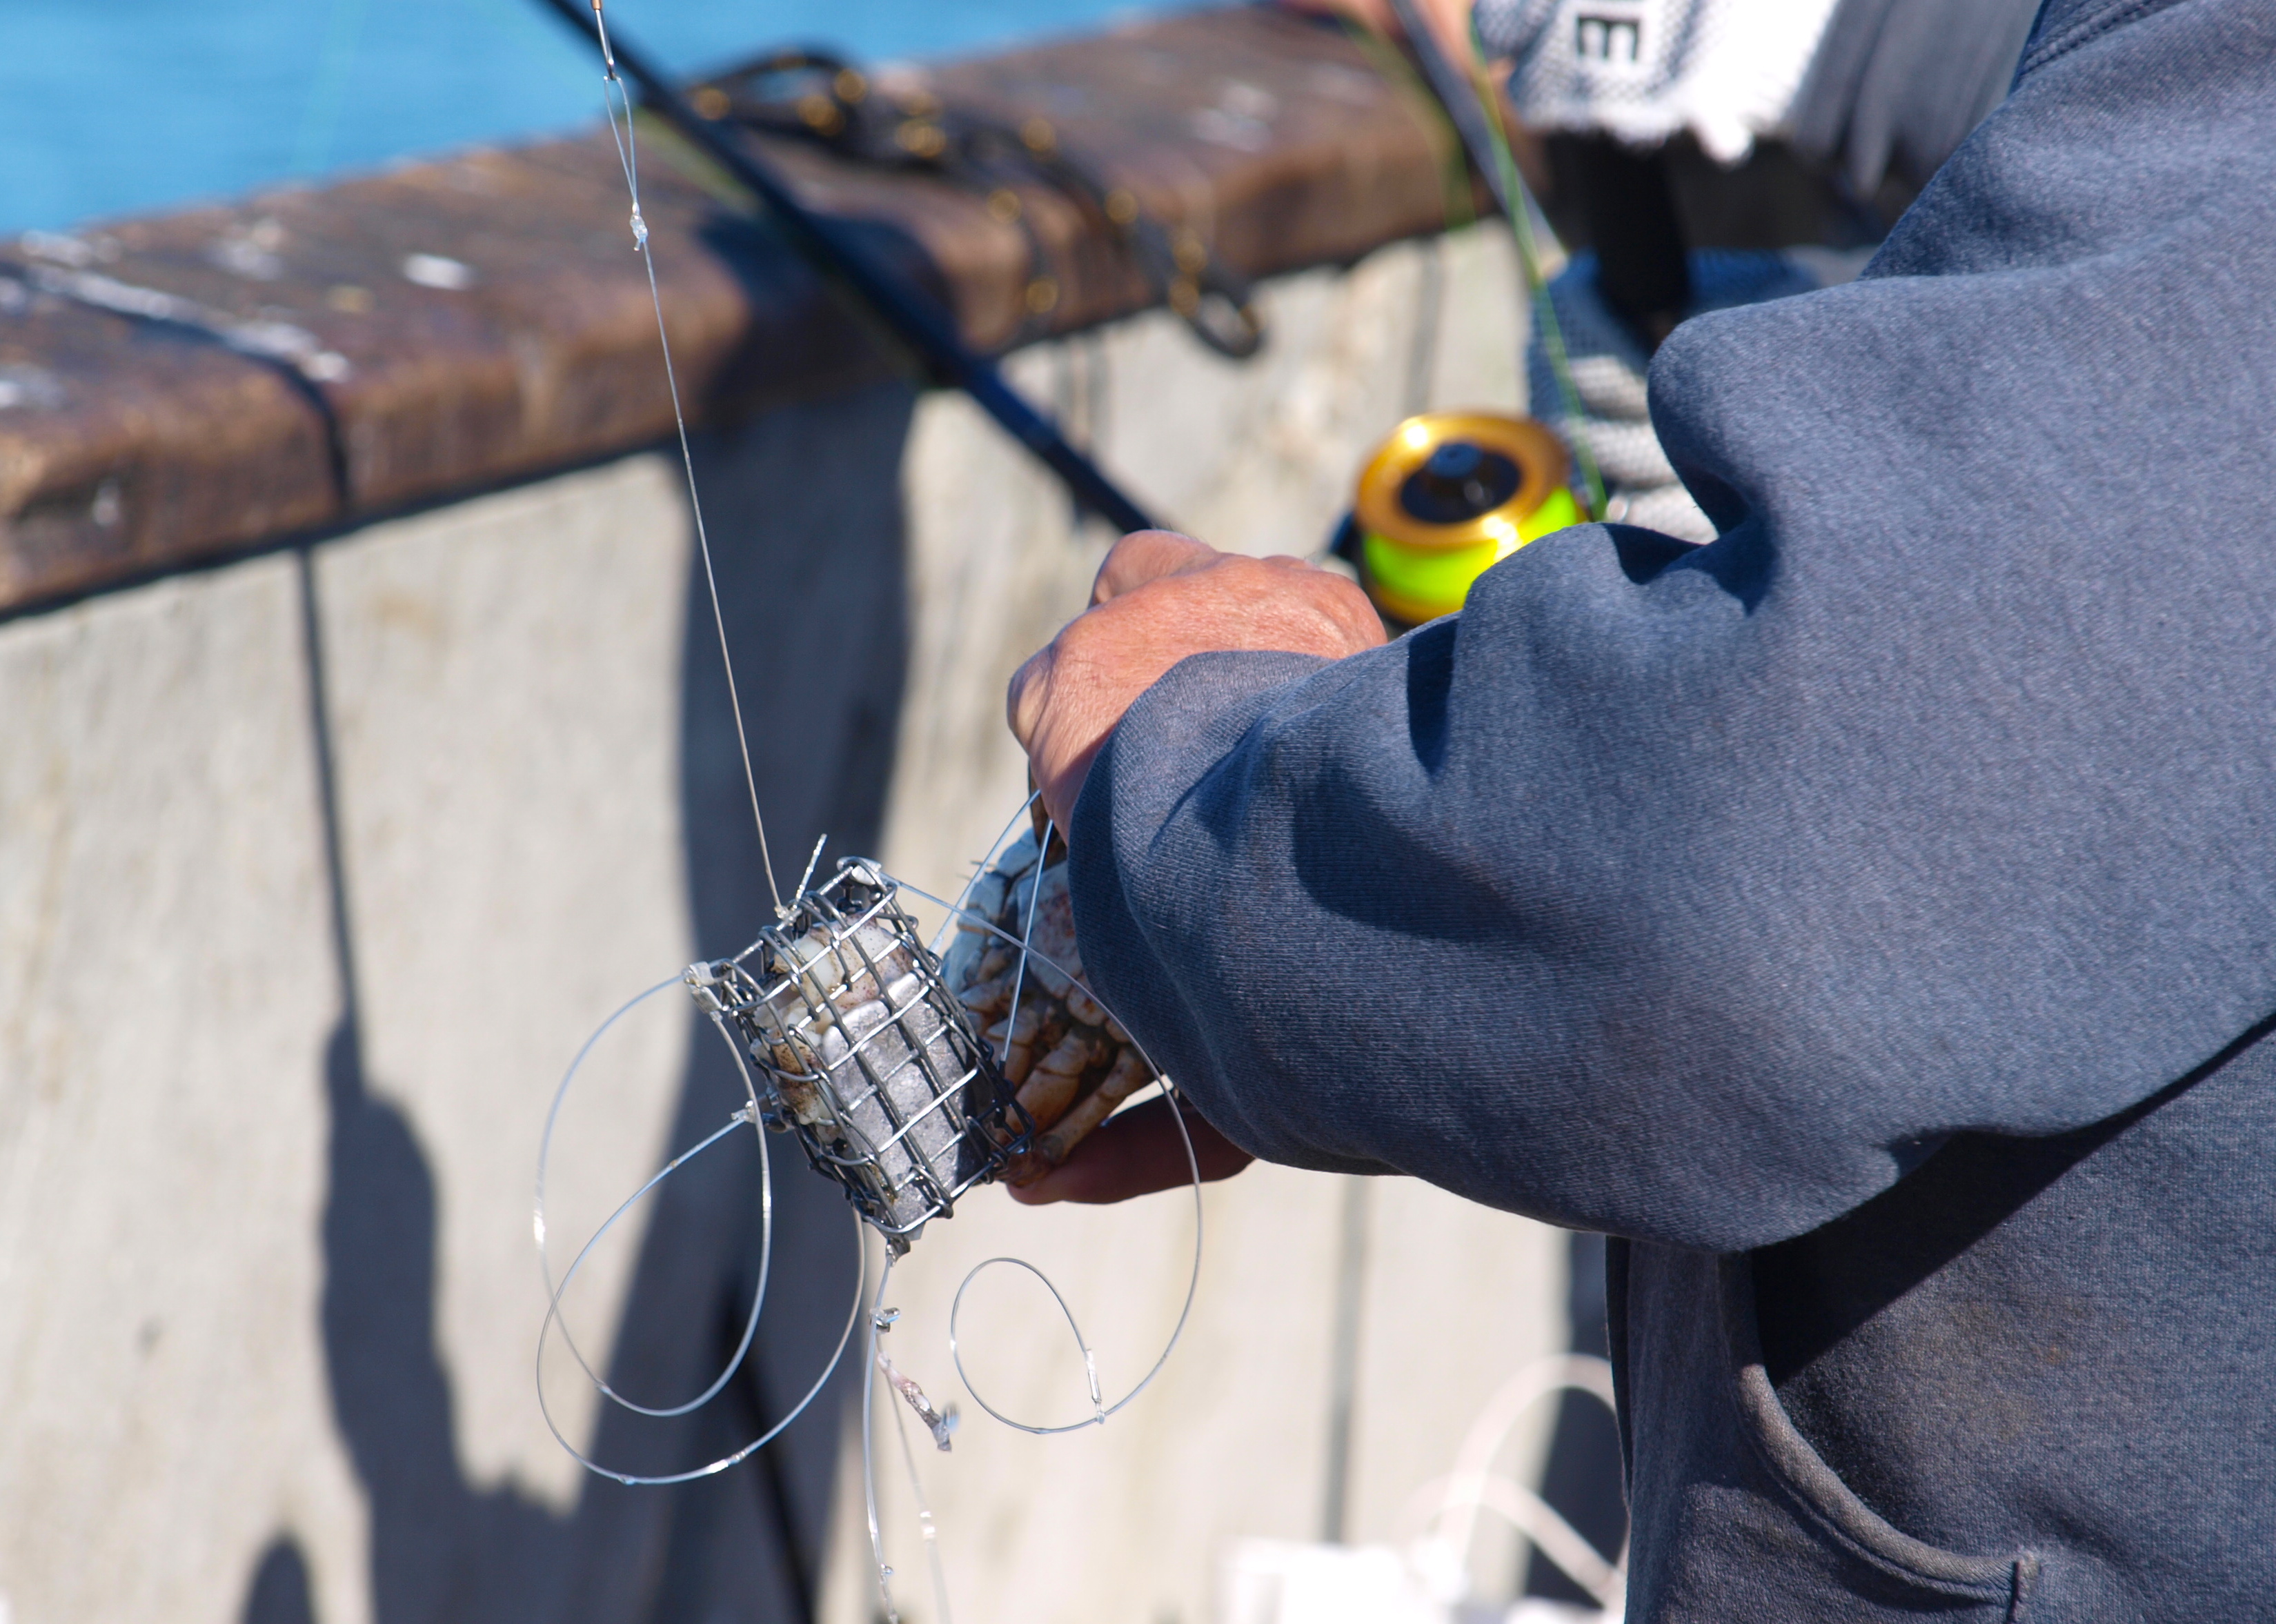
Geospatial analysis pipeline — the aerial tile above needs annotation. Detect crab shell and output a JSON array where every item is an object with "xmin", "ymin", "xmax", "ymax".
[{"xmin": 945, "ymin": 834, "xmax": 1157, "ymax": 1185}]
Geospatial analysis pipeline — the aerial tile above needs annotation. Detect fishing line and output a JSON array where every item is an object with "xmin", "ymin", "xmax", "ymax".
[
  {"xmin": 938, "ymin": 1089, "xmax": 1201, "ymax": 1434},
  {"xmin": 535, "ymin": 798, "xmax": 1205, "ymax": 1564},
  {"xmin": 861, "ymin": 1249, "xmax": 906, "ymax": 1624},
  {"xmin": 1338, "ymin": 18, "xmax": 1483, "ymax": 235},
  {"xmin": 533, "ymin": 1206, "xmax": 865, "ymax": 1485},
  {"xmin": 591, "ymin": 0, "xmax": 782, "ymax": 916},
  {"xmin": 931, "ymin": 791, "xmax": 1049, "ymax": 954},
  {"xmin": 536, "ymin": 973, "xmax": 770, "ymax": 1416},
  {"xmin": 993, "ymin": 815, "xmax": 1053, "ymax": 1091},
  {"xmin": 535, "ymin": 970, "xmax": 867, "ymax": 1483},
  {"xmin": 1378, "ymin": 0, "xmax": 1607, "ymax": 518},
  {"xmin": 291, "ymin": 0, "xmax": 373, "ymax": 178},
  {"xmin": 540, "ymin": 1102, "xmax": 765, "ymax": 1416},
  {"xmin": 883, "ymin": 1340, "xmax": 960, "ymax": 1624},
  {"xmin": 1459, "ymin": 19, "xmax": 1610, "ymax": 521},
  {"xmin": 541, "ymin": 12, "xmax": 1207, "ymax": 1607},
  {"xmin": 892, "ymin": 863, "xmax": 1207, "ymax": 1436},
  {"xmin": 537, "ymin": 0, "xmax": 1161, "ymax": 533}
]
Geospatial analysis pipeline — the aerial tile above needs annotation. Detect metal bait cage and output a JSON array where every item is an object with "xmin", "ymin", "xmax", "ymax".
[{"xmin": 685, "ymin": 859, "xmax": 1031, "ymax": 1251}]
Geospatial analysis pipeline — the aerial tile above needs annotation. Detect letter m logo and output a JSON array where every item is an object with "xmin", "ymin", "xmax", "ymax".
[{"xmin": 1574, "ymin": 13, "xmax": 1643, "ymax": 62}]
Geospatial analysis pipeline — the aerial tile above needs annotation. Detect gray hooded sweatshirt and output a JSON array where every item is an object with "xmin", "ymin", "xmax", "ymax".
[{"xmin": 1067, "ymin": 0, "xmax": 2276, "ymax": 1616}]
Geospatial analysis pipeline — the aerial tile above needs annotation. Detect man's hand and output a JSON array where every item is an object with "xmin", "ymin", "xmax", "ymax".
[
  {"xmin": 1001, "ymin": 532, "xmax": 1378, "ymax": 1206},
  {"xmin": 1007, "ymin": 1096, "xmax": 1256, "ymax": 1205},
  {"xmin": 1007, "ymin": 531, "xmax": 1385, "ymax": 831}
]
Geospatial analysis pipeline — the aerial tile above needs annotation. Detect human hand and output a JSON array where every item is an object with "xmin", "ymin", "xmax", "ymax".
[
  {"xmin": 1007, "ymin": 531, "xmax": 1385, "ymax": 831},
  {"xmin": 1007, "ymin": 1093, "xmax": 1256, "ymax": 1205},
  {"xmin": 1274, "ymin": 0, "xmax": 1483, "ymax": 70}
]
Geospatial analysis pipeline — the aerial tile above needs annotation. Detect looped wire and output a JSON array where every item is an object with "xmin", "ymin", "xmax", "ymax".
[
  {"xmin": 554, "ymin": 17, "xmax": 1207, "ymax": 1594},
  {"xmin": 535, "ymin": 971, "xmax": 866, "ymax": 1484},
  {"xmin": 891, "ymin": 860, "xmax": 1207, "ymax": 1438}
]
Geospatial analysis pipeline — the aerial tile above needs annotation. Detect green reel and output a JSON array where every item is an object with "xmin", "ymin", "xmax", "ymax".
[{"xmin": 1334, "ymin": 411, "xmax": 1583, "ymax": 625}]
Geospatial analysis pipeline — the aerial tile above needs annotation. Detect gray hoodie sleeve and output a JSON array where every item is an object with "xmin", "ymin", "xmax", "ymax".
[{"xmin": 1066, "ymin": 0, "xmax": 2276, "ymax": 1254}]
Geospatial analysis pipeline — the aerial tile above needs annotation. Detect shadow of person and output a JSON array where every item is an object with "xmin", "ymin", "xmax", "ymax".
[
  {"xmin": 317, "ymin": 1014, "xmax": 577, "ymax": 1624},
  {"xmin": 588, "ymin": 378, "xmax": 922, "ymax": 1617},
  {"xmin": 272, "ymin": 376, "xmax": 920, "ymax": 1624},
  {"xmin": 313, "ymin": 1004, "xmax": 847, "ymax": 1624},
  {"xmin": 240, "ymin": 1536, "xmax": 317, "ymax": 1624},
  {"xmin": 562, "ymin": 378, "xmax": 923, "ymax": 1616}
]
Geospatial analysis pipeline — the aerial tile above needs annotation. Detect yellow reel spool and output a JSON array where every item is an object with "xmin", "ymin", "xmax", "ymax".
[{"xmin": 1353, "ymin": 412, "xmax": 1583, "ymax": 624}]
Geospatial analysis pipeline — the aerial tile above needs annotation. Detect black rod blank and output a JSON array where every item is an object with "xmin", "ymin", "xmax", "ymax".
[{"xmin": 534, "ymin": 0, "xmax": 1160, "ymax": 535}]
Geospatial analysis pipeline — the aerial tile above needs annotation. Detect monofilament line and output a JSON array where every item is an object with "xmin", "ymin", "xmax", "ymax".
[{"xmin": 592, "ymin": 0, "xmax": 784, "ymax": 916}]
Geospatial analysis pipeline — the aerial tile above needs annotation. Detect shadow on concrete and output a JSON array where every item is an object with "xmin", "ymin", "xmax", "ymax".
[
  {"xmin": 240, "ymin": 1537, "xmax": 317, "ymax": 1624},
  {"xmin": 246, "ymin": 380, "xmax": 918, "ymax": 1624},
  {"xmin": 1520, "ymin": 1232, "xmax": 1630, "ymax": 1609}
]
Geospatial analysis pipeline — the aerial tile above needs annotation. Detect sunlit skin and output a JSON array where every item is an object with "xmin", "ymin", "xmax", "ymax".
[
  {"xmin": 1280, "ymin": 0, "xmax": 1487, "ymax": 70},
  {"xmin": 1002, "ymin": 0, "xmax": 1519, "ymax": 1207},
  {"xmin": 1004, "ymin": 530, "xmax": 1387, "ymax": 1204}
]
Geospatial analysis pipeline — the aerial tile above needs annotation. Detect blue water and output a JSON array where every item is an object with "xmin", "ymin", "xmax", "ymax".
[{"xmin": 0, "ymin": 0, "xmax": 1189, "ymax": 236}]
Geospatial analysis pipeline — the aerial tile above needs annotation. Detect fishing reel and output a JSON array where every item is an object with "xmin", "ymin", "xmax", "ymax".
[
  {"xmin": 685, "ymin": 859, "xmax": 1031, "ymax": 1253},
  {"xmin": 1332, "ymin": 411, "xmax": 1583, "ymax": 626}
]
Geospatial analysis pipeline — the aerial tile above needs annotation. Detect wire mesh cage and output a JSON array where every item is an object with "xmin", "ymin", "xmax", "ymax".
[{"xmin": 686, "ymin": 859, "xmax": 1030, "ymax": 1251}]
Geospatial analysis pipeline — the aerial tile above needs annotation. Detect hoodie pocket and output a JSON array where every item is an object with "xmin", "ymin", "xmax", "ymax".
[{"xmin": 1717, "ymin": 1254, "xmax": 2037, "ymax": 1612}]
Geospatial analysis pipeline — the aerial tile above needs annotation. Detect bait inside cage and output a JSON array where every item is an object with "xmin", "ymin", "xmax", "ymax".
[{"xmin": 686, "ymin": 859, "xmax": 1030, "ymax": 1251}]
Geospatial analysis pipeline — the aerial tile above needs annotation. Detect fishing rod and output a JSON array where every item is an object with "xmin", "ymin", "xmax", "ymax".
[
  {"xmin": 1372, "ymin": 0, "xmax": 1607, "ymax": 519},
  {"xmin": 1381, "ymin": 0, "xmax": 1515, "ymax": 221},
  {"xmin": 1323, "ymin": 0, "xmax": 1610, "ymax": 626},
  {"xmin": 533, "ymin": 0, "xmax": 1160, "ymax": 535}
]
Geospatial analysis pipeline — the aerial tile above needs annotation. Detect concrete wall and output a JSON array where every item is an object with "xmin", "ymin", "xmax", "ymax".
[{"xmin": 0, "ymin": 224, "xmax": 1592, "ymax": 1624}]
